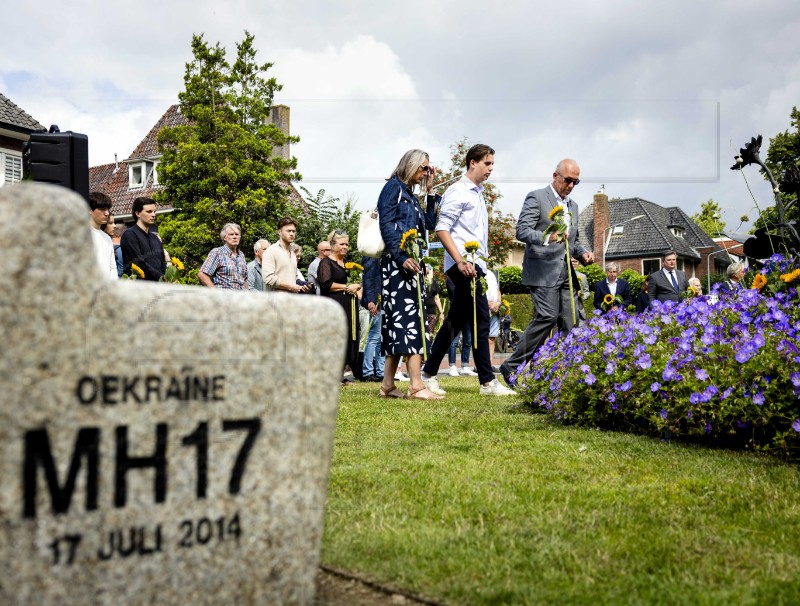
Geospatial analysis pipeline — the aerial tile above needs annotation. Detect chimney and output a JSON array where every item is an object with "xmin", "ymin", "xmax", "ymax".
[
  {"xmin": 593, "ymin": 191, "xmax": 610, "ymax": 262},
  {"xmin": 269, "ymin": 104, "xmax": 291, "ymax": 161}
]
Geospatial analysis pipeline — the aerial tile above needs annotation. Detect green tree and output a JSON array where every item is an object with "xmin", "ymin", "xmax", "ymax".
[
  {"xmin": 691, "ymin": 198, "xmax": 726, "ymax": 237},
  {"xmin": 294, "ymin": 187, "xmax": 361, "ymax": 267},
  {"xmin": 753, "ymin": 106, "xmax": 800, "ymax": 232},
  {"xmin": 433, "ymin": 138, "xmax": 516, "ymax": 269},
  {"xmin": 155, "ymin": 32, "xmax": 300, "ymax": 269}
]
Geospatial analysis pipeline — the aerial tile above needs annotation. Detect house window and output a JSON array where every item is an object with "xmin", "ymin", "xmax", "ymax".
[
  {"xmin": 670, "ymin": 226, "xmax": 685, "ymax": 238},
  {"xmin": 129, "ymin": 163, "xmax": 144, "ymax": 189},
  {"xmin": 676, "ymin": 258, "xmax": 685, "ymax": 272},
  {"xmin": 152, "ymin": 161, "xmax": 159, "ymax": 186},
  {"xmin": 642, "ymin": 258, "xmax": 660, "ymax": 275},
  {"xmin": 1, "ymin": 151, "xmax": 23, "ymax": 187}
]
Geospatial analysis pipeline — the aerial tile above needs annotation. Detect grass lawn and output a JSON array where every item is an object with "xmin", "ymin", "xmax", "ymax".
[{"xmin": 322, "ymin": 377, "xmax": 800, "ymax": 606}]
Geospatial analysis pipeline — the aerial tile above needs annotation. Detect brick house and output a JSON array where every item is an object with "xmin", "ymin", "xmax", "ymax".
[
  {"xmin": 578, "ymin": 192, "xmax": 731, "ymax": 279},
  {"xmin": 0, "ymin": 93, "xmax": 45, "ymax": 188},
  {"xmin": 89, "ymin": 104, "xmax": 304, "ymax": 221}
]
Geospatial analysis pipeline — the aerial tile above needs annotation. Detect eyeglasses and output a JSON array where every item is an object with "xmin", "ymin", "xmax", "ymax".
[
  {"xmin": 557, "ymin": 173, "xmax": 580, "ymax": 186},
  {"xmin": 419, "ymin": 165, "xmax": 431, "ymax": 173}
]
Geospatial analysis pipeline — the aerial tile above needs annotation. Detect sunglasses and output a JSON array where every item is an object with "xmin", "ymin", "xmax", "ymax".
[
  {"xmin": 419, "ymin": 165, "xmax": 431, "ymax": 173},
  {"xmin": 557, "ymin": 173, "xmax": 580, "ymax": 186}
]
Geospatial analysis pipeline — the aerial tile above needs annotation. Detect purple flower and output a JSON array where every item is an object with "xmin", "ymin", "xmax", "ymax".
[
  {"xmin": 605, "ymin": 361, "xmax": 617, "ymax": 375},
  {"xmin": 636, "ymin": 354, "xmax": 652, "ymax": 370},
  {"xmin": 687, "ymin": 410, "xmax": 693, "ymax": 419},
  {"xmin": 619, "ymin": 381, "xmax": 632, "ymax": 392},
  {"xmin": 584, "ymin": 373, "xmax": 596, "ymax": 385},
  {"xmin": 720, "ymin": 387, "xmax": 733, "ymax": 400},
  {"xmin": 580, "ymin": 364, "xmax": 590, "ymax": 373},
  {"xmin": 695, "ymin": 368, "xmax": 709, "ymax": 381},
  {"xmin": 704, "ymin": 421, "xmax": 712, "ymax": 434},
  {"xmin": 659, "ymin": 408, "xmax": 668, "ymax": 420},
  {"xmin": 791, "ymin": 372, "xmax": 800, "ymax": 388},
  {"xmin": 735, "ymin": 349, "xmax": 753, "ymax": 364},
  {"xmin": 752, "ymin": 391, "xmax": 765, "ymax": 405},
  {"xmin": 608, "ymin": 392, "xmax": 617, "ymax": 403},
  {"xmin": 650, "ymin": 382, "xmax": 661, "ymax": 392},
  {"xmin": 792, "ymin": 419, "xmax": 800, "ymax": 433},
  {"xmin": 689, "ymin": 392, "xmax": 703, "ymax": 405}
]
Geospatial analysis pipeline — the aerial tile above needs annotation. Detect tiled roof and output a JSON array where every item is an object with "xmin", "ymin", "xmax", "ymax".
[
  {"xmin": 0, "ymin": 93, "xmax": 45, "ymax": 132},
  {"xmin": 90, "ymin": 104, "xmax": 307, "ymax": 217},
  {"xmin": 579, "ymin": 197, "xmax": 724, "ymax": 261},
  {"xmin": 89, "ymin": 161, "xmax": 170, "ymax": 217},
  {"xmin": 128, "ymin": 105, "xmax": 188, "ymax": 159}
]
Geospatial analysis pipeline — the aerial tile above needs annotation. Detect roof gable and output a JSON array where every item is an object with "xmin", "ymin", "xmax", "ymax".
[
  {"xmin": 578, "ymin": 197, "xmax": 723, "ymax": 261},
  {"xmin": 0, "ymin": 93, "xmax": 45, "ymax": 133},
  {"xmin": 127, "ymin": 105, "xmax": 188, "ymax": 160}
]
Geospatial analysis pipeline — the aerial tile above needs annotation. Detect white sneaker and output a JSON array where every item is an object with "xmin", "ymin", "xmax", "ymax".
[
  {"xmin": 448, "ymin": 365, "xmax": 459, "ymax": 377},
  {"xmin": 395, "ymin": 371, "xmax": 409, "ymax": 382},
  {"xmin": 460, "ymin": 366, "xmax": 478, "ymax": 377},
  {"xmin": 479, "ymin": 379, "xmax": 516, "ymax": 396},
  {"xmin": 422, "ymin": 374, "xmax": 447, "ymax": 395}
]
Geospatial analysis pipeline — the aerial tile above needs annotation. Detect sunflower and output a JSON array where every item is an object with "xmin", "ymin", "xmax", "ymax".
[
  {"xmin": 345, "ymin": 262, "xmax": 364, "ymax": 271},
  {"xmin": 464, "ymin": 240, "xmax": 480, "ymax": 253},
  {"xmin": 171, "ymin": 257, "xmax": 184, "ymax": 271},
  {"xmin": 548, "ymin": 205, "xmax": 565, "ymax": 220},
  {"xmin": 752, "ymin": 273, "xmax": 767, "ymax": 291},
  {"xmin": 130, "ymin": 264, "xmax": 145, "ymax": 279},
  {"xmin": 400, "ymin": 229, "xmax": 418, "ymax": 250},
  {"xmin": 603, "ymin": 293, "xmax": 614, "ymax": 305},
  {"xmin": 780, "ymin": 268, "xmax": 800, "ymax": 283}
]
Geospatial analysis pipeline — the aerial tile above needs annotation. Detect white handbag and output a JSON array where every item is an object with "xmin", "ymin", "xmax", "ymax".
[{"xmin": 357, "ymin": 209, "xmax": 385, "ymax": 258}]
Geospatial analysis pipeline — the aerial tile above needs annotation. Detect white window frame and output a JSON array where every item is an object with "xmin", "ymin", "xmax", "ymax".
[
  {"xmin": 1, "ymin": 150, "xmax": 23, "ymax": 187},
  {"xmin": 670, "ymin": 227, "xmax": 685, "ymax": 239},
  {"xmin": 642, "ymin": 258, "xmax": 661, "ymax": 275},
  {"xmin": 129, "ymin": 162, "xmax": 145, "ymax": 189},
  {"xmin": 152, "ymin": 161, "xmax": 159, "ymax": 186}
]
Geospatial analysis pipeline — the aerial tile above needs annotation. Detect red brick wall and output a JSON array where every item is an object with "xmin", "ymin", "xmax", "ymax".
[{"xmin": 592, "ymin": 193, "xmax": 610, "ymax": 256}]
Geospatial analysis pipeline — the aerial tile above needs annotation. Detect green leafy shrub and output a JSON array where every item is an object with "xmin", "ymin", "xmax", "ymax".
[
  {"xmin": 620, "ymin": 268, "xmax": 645, "ymax": 296},
  {"xmin": 499, "ymin": 265, "xmax": 526, "ymax": 294},
  {"xmin": 580, "ymin": 263, "xmax": 606, "ymax": 291}
]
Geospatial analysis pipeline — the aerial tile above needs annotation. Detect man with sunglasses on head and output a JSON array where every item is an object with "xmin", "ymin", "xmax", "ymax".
[{"xmin": 499, "ymin": 159, "xmax": 594, "ymax": 387}]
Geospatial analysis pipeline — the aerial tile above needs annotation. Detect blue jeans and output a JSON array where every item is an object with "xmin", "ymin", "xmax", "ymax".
[
  {"xmin": 447, "ymin": 324, "xmax": 472, "ymax": 365},
  {"xmin": 363, "ymin": 309, "xmax": 385, "ymax": 377}
]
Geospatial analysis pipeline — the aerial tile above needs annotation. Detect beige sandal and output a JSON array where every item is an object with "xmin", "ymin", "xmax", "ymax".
[
  {"xmin": 406, "ymin": 386, "xmax": 444, "ymax": 400},
  {"xmin": 379, "ymin": 385, "xmax": 405, "ymax": 398}
]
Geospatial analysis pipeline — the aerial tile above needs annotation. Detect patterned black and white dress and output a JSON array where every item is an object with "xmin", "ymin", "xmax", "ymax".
[{"xmin": 377, "ymin": 176, "xmax": 439, "ymax": 356}]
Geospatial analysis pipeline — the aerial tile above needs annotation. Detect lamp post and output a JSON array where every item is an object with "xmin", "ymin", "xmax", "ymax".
[{"xmin": 602, "ymin": 215, "xmax": 645, "ymax": 269}]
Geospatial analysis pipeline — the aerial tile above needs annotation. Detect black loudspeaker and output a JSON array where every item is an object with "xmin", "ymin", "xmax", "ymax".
[{"xmin": 24, "ymin": 126, "xmax": 89, "ymax": 202}]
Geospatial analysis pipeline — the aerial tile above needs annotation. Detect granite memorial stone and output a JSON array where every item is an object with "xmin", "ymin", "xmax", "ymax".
[{"xmin": 0, "ymin": 183, "xmax": 346, "ymax": 605}]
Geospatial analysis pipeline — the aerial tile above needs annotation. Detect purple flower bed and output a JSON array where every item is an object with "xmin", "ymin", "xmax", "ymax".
[{"xmin": 515, "ymin": 255, "xmax": 800, "ymax": 457}]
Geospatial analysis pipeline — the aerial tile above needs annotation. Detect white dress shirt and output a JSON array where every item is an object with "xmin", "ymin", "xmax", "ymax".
[
  {"xmin": 436, "ymin": 176, "xmax": 489, "ymax": 273},
  {"xmin": 90, "ymin": 227, "xmax": 118, "ymax": 280},
  {"xmin": 541, "ymin": 184, "xmax": 572, "ymax": 247}
]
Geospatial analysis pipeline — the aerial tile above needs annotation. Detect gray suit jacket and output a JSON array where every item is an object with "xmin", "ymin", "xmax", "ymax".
[
  {"xmin": 517, "ymin": 186, "xmax": 589, "ymax": 287},
  {"xmin": 648, "ymin": 268, "xmax": 688, "ymax": 304}
]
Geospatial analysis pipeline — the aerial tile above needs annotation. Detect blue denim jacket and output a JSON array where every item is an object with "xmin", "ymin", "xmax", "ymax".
[
  {"xmin": 377, "ymin": 176, "xmax": 439, "ymax": 266},
  {"xmin": 360, "ymin": 256, "xmax": 381, "ymax": 308}
]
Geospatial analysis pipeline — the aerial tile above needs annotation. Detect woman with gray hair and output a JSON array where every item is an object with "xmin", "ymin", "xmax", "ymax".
[
  {"xmin": 377, "ymin": 149, "xmax": 442, "ymax": 399},
  {"xmin": 198, "ymin": 222, "xmax": 248, "ymax": 289},
  {"xmin": 719, "ymin": 261, "xmax": 746, "ymax": 294}
]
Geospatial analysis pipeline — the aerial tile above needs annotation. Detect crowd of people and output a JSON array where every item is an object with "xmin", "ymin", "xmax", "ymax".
[{"xmin": 88, "ymin": 145, "xmax": 747, "ymax": 398}]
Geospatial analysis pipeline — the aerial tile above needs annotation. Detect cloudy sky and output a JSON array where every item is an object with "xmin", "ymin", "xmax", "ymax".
[{"xmin": 3, "ymin": 0, "xmax": 798, "ymax": 232}]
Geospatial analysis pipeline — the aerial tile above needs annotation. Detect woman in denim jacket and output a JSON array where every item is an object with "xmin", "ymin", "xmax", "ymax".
[{"xmin": 377, "ymin": 149, "xmax": 441, "ymax": 399}]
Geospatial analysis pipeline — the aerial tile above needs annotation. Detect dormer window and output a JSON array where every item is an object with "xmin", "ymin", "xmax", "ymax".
[
  {"xmin": 129, "ymin": 163, "xmax": 145, "ymax": 189},
  {"xmin": 670, "ymin": 226, "xmax": 685, "ymax": 239}
]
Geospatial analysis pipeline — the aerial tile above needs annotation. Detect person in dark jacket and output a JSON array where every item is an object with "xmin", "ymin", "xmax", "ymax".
[
  {"xmin": 120, "ymin": 197, "xmax": 166, "ymax": 280},
  {"xmin": 594, "ymin": 262, "xmax": 632, "ymax": 311}
]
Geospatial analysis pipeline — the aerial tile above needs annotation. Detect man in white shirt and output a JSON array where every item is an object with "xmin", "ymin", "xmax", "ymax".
[
  {"xmin": 262, "ymin": 217, "xmax": 313, "ymax": 293},
  {"xmin": 88, "ymin": 192, "xmax": 118, "ymax": 280},
  {"xmin": 421, "ymin": 144, "xmax": 514, "ymax": 397}
]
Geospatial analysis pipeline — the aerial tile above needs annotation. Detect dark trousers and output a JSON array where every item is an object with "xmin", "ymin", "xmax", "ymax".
[
  {"xmin": 423, "ymin": 265, "xmax": 493, "ymax": 384},
  {"xmin": 503, "ymin": 266, "xmax": 575, "ymax": 375}
]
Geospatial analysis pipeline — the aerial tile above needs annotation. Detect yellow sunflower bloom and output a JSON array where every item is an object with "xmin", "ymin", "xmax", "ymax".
[
  {"xmin": 131, "ymin": 264, "xmax": 145, "ymax": 279},
  {"xmin": 171, "ymin": 257, "xmax": 184, "ymax": 271},
  {"xmin": 464, "ymin": 240, "xmax": 480, "ymax": 253},
  {"xmin": 752, "ymin": 273, "xmax": 767, "ymax": 290},
  {"xmin": 603, "ymin": 293, "xmax": 614, "ymax": 305},
  {"xmin": 345, "ymin": 262, "xmax": 355, "ymax": 270},
  {"xmin": 548, "ymin": 205, "xmax": 565, "ymax": 221},
  {"xmin": 400, "ymin": 229, "xmax": 418, "ymax": 250},
  {"xmin": 780, "ymin": 268, "xmax": 800, "ymax": 283}
]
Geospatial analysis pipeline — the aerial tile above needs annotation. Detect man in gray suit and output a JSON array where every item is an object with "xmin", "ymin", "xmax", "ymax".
[
  {"xmin": 499, "ymin": 159, "xmax": 594, "ymax": 386},
  {"xmin": 648, "ymin": 250, "xmax": 689, "ymax": 304}
]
